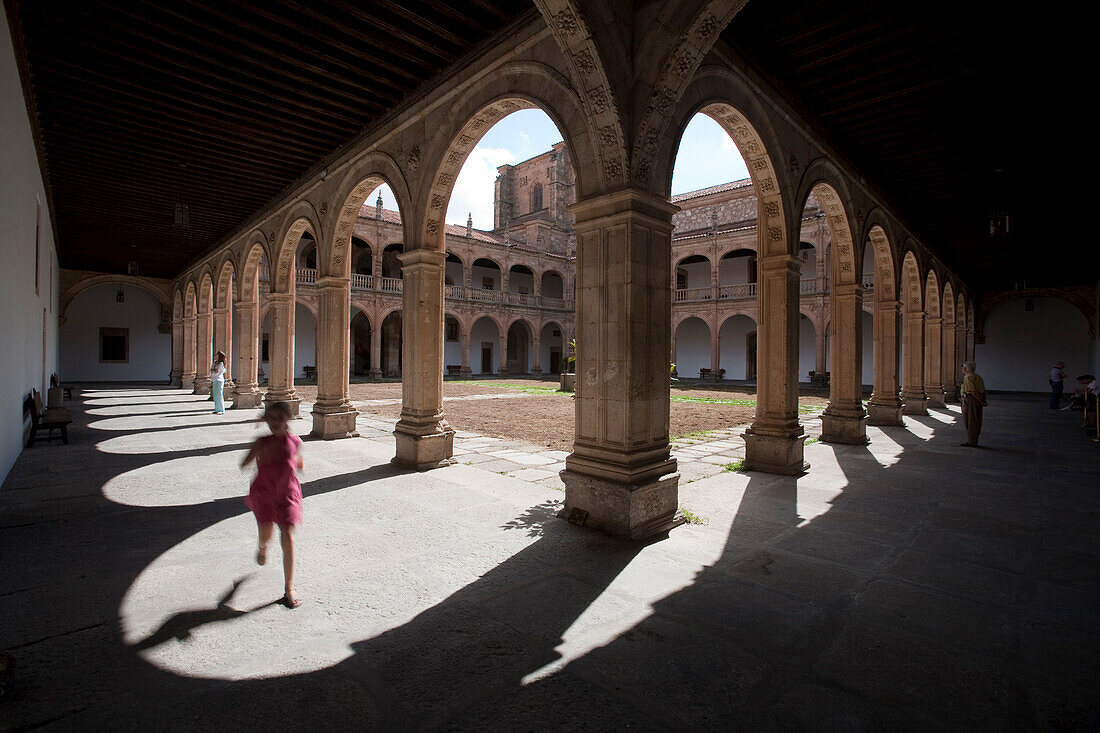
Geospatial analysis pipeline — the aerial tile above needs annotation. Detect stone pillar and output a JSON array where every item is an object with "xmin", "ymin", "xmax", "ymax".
[
  {"xmin": 212, "ymin": 306, "xmax": 233, "ymax": 392},
  {"xmin": 233, "ymin": 300, "xmax": 263, "ymax": 409},
  {"xmin": 393, "ymin": 249, "xmax": 454, "ymax": 470},
  {"xmin": 821, "ymin": 283, "xmax": 868, "ymax": 443},
  {"xmin": 181, "ymin": 315, "xmax": 197, "ymax": 389},
  {"xmin": 942, "ymin": 320, "xmax": 957, "ymax": 402},
  {"xmin": 263, "ymin": 292, "xmax": 301, "ymax": 416},
  {"xmin": 814, "ymin": 317, "xmax": 828, "ymax": 376},
  {"xmin": 311, "ymin": 277, "xmax": 358, "ymax": 439},
  {"xmin": 901, "ymin": 311, "xmax": 928, "ymax": 415},
  {"xmin": 711, "ymin": 327, "xmax": 721, "ymax": 382},
  {"xmin": 954, "ymin": 324, "xmax": 967, "ymax": 399},
  {"xmin": 867, "ymin": 299, "xmax": 903, "ymax": 425},
  {"xmin": 498, "ymin": 333, "xmax": 508, "ymax": 374},
  {"xmin": 463, "ymin": 265, "xmax": 472, "ymax": 290},
  {"xmin": 924, "ymin": 316, "xmax": 945, "ymax": 407},
  {"xmin": 561, "ymin": 190, "xmax": 679, "ymax": 540},
  {"xmin": 369, "ymin": 325, "xmax": 383, "ymax": 380},
  {"xmin": 170, "ymin": 317, "xmax": 183, "ymax": 386},
  {"xmin": 459, "ymin": 330, "xmax": 472, "ymax": 378},
  {"xmin": 744, "ymin": 254, "xmax": 807, "ymax": 474},
  {"xmin": 192, "ymin": 310, "xmax": 213, "ymax": 395},
  {"xmin": 501, "ymin": 271, "xmax": 510, "ymax": 294},
  {"xmin": 531, "ymin": 333, "xmax": 543, "ymax": 375}
]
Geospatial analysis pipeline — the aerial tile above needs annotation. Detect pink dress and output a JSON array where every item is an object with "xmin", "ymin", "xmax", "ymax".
[{"xmin": 246, "ymin": 433, "xmax": 303, "ymax": 526}]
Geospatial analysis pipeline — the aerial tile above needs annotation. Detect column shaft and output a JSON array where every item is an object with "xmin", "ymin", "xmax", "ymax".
[
  {"xmin": 181, "ymin": 315, "xmax": 197, "ymax": 389},
  {"xmin": 192, "ymin": 311, "xmax": 213, "ymax": 394},
  {"xmin": 369, "ymin": 325, "xmax": 383, "ymax": 380},
  {"xmin": 264, "ymin": 293, "xmax": 301, "ymax": 416},
  {"xmin": 924, "ymin": 316, "xmax": 945, "ymax": 407},
  {"xmin": 170, "ymin": 319, "xmax": 183, "ymax": 386},
  {"xmin": 311, "ymin": 278, "xmax": 358, "ymax": 438},
  {"xmin": 459, "ymin": 331, "xmax": 471, "ymax": 378},
  {"xmin": 233, "ymin": 300, "xmax": 263, "ymax": 408},
  {"xmin": 942, "ymin": 320, "xmax": 958, "ymax": 402},
  {"xmin": 821, "ymin": 283, "xmax": 868, "ymax": 443},
  {"xmin": 867, "ymin": 299, "xmax": 903, "ymax": 425},
  {"xmin": 901, "ymin": 311, "xmax": 928, "ymax": 414}
]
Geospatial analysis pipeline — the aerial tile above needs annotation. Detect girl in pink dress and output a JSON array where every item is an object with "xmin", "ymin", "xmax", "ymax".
[{"xmin": 241, "ymin": 401, "xmax": 304, "ymax": 607}]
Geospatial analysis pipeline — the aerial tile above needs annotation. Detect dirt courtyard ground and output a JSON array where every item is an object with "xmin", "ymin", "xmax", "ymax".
[{"xmin": 289, "ymin": 378, "xmax": 829, "ymax": 451}]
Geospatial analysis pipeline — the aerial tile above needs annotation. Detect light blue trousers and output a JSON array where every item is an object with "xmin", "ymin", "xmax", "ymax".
[{"xmin": 212, "ymin": 379, "xmax": 225, "ymax": 413}]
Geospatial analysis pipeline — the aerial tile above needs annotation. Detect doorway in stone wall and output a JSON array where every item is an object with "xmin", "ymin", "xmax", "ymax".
[{"xmin": 481, "ymin": 343, "xmax": 493, "ymax": 375}]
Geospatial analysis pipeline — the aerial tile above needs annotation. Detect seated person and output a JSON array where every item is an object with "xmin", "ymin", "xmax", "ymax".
[{"xmin": 1067, "ymin": 374, "xmax": 1094, "ymax": 410}]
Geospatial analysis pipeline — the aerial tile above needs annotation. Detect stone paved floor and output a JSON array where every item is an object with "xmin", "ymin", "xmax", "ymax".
[{"xmin": 1, "ymin": 387, "xmax": 1097, "ymax": 730}]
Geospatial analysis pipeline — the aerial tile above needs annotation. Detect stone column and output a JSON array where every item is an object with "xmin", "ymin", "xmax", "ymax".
[
  {"xmin": 814, "ymin": 318, "xmax": 828, "ymax": 376},
  {"xmin": 263, "ymin": 292, "xmax": 301, "ymax": 416},
  {"xmin": 212, "ymin": 306, "xmax": 233, "ymax": 393},
  {"xmin": 866, "ymin": 299, "xmax": 903, "ymax": 425},
  {"xmin": 561, "ymin": 190, "xmax": 679, "ymax": 540},
  {"xmin": 393, "ymin": 249, "xmax": 454, "ymax": 470},
  {"xmin": 821, "ymin": 283, "xmax": 868, "ymax": 443},
  {"xmin": 192, "ymin": 310, "xmax": 213, "ymax": 395},
  {"xmin": 942, "ymin": 321, "xmax": 957, "ymax": 402},
  {"xmin": 954, "ymin": 323, "xmax": 967, "ymax": 399},
  {"xmin": 181, "ymin": 315, "xmax": 197, "ymax": 389},
  {"xmin": 459, "ymin": 330, "xmax": 471, "ymax": 378},
  {"xmin": 170, "ymin": 317, "xmax": 183, "ymax": 386},
  {"xmin": 369, "ymin": 325, "xmax": 383, "ymax": 380},
  {"xmin": 233, "ymin": 299, "xmax": 263, "ymax": 408},
  {"xmin": 901, "ymin": 311, "xmax": 928, "ymax": 414},
  {"xmin": 498, "ymin": 333, "xmax": 508, "ymax": 374},
  {"xmin": 531, "ymin": 332, "xmax": 542, "ymax": 375},
  {"xmin": 924, "ymin": 316, "xmax": 945, "ymax": 407},
  {"xmin": 311, "ymin": 276, "xmax": 358, "ymax": 439},
  {"xmin": 711, "ymin": 327, "xmax": 721, "ymax": 382},
  {"xmin": 744, "ymin": 254, "xmax": 807, "ymax": 474}
]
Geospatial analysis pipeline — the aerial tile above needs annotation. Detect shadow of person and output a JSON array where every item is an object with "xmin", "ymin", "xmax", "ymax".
[{"xmin": 129, "ymin": 577, "xmax": 276, "ymax": 653}]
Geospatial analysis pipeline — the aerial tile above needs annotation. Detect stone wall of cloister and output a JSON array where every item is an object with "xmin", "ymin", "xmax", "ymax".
[{"xmin": 159, "ymin": 3, "xmax": 975, "ymax": 539}]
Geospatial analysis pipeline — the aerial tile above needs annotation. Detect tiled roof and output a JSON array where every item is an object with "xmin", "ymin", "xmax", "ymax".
[
  {"xmin": 356, "ymin": 204, "xmax": 505, "ymax": 244},
  {"xmin": 671, "ymin": 178, "xmax": 753, "ymax": 203}
]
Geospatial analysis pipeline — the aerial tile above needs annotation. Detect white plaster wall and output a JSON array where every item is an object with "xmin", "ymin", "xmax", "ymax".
[
  {"xmin": 678, "ymin": 260, "xmax": 710, "ymax": 289},
  {"xmin": 719, "ymin": 256, "xmax": 749, "ymax": 286},
  {"xmin": 445, "ymin": 261, "xmax": 463, "ymax": 286},
  {"xmin": 976, "ymin": 297, "xmax": 1091, "ymax": 392},
  {"xmin": 719, "ymin": 315, "xmax": 755, "ymax": 379},
  {"xmin": 470, "ymin": 318, "xmax": 500, "ymax": 373},
  {"xmin": 508, "ymin": 269, "xmax": 534, "ymax": 293},
  {"xmin": 1, "ymin": 13, "xmax": 61, "ymax": 483},
  {"xmin": 675, "ymin": 318, "xmax": 710, "ymax": 378},
  {"xmin": 472, "ymin": 264, "xmax": 500, "ymax": 290},
  {"xmin": 799, "ymin": 316, "xmax": 816, "ymax": 382},
  {"xmin": 293, "ymin": 304, "xmax": 316, "ymax": 381},
  {"xmin": 60, "ymin": 285, "xmax": 169, "ymax": 381}
]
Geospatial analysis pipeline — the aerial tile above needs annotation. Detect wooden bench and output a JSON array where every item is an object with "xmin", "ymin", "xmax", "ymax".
[
  {"xmin": 698, "ymin": 368, "xmax": 726, "ymax": 381},
  {"xmin": 25, "ymin": 388, "xmax": 72, "ymax": 446},
  {"xmin": 446, "ymin": 364, "xmax": 462, "ymax": 376}
]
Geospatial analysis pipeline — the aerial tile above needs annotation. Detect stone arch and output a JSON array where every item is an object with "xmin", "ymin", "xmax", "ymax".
[
  {"xmin": 184, "ymin": 281, "xmax": 196, "ymax": 318},
  {"xmin": 505, "ymin": 316, "xmax": 536, "ymax": 339},
  {"xmin": 197, "ymin": 272, "xmax": 214, "ymax": 313},
  {"xmin": 470, "ymin": 312, "xmax": 507, "ymax": 337},
  {"xmin": 977, "ymin": 288, "xmax": 1097, "ymax": 340},
  {"xmin": 942, "ymin": 282, "xmax": 956, "ymax": 326},
  {"xmin": 417, "ymin": 65, "xmax": 600, "ymax": 250},
  {"xmin": 172, "ymin": 287, "xmax": 183, "ymax": 321},
  {"xmin": 215, "ymin": 258, "xmax": 235, "ymax": 310},
  {"xmin": 799, "ymin": 167, "xmax": 858, "ymax": 286},
  {"xmin": 865, "ymin": 219, "xmax": 897, "ymax": 303},
  {"xmin": 900, "ymin": 250, "xmax": 923, "ymax": 315},
  {"xmin": 322, "ymin": 151, "xmax": 410, "ymax": 279},
  {"xmin": 925, "ymin": 270, "xmax": 941, "ymax": 319},
  {"xmin": 59, "ymin": 274, "xmax": 169, "ymax": 321},
  {"xmin": 272, "ymin": 205, "xmax": 320, "ymax": 294},
  {"xmin": 660, "ymin": 67, "xmax": 793, "ymax": 258},
  {"xmin": 239, "ymin": 242, "xmax": 267, "ymax": 303},
  {"xmin": 295, "ymin": 295, "xmax": 319, "ymax": 321},
  {"xmin": 350, "ymin": 302, "xmax": 373, "ymax": 330}
]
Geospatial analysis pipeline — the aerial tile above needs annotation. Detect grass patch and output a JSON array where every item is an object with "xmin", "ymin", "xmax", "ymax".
[
  {"xmin": 804, "ymin": 437, "xmax": 820, "ymax": 445},
  {"xmin": 680, "ymin": 507, "xmax": 709, "ymax": 525},
  {"xmin": 722, "ymin": 459, "xmax": 746, "ymax": 473},
  {"xmin": 467, "ymin": 381, "xmax": 565, "ymax": 396},
  {"xmin": 670, "ymin": 395, "xmax": 756, "ymax": 406},
  {"xmin": 671, "ymin": 429, "xmax": 721, "ymax": 443}
]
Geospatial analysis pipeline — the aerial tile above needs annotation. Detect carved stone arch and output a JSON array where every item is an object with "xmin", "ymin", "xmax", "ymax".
[
  {"xmin": 540, "ymin": 317, "xmax": 566, "ymax": 335},
  {"xmin": 718, "ymin": 310, "xmax": 758, "ymax": 331},
  {"xmin": 239, "ymin": 242, "xmax": 267, "ymax": 303},
  {"xmin": 530, "ymin": 3, "xmax": 628, "ymax": 188},
  {"xmin": 273, "ymin": 203, "xmax": 320, "ymax": 294},
  {"xmin": 862, "ymin": 212, "xmax": 898, "ymax": 303},
  {"xmin": 674, "ymin": 252, "xmax": 713, "ymax": 269},
  {"xmin": 506, "ymin": 317, "xmax": 537, "ymax": 339},
  {"xmin": 378, "ymin": 304, "xmax": 403, "ymax": 326},
  {"xmin": 630, "ymin": 0, "xmax": 751, "ymax": 188},
  {"xmin": 718, "ymin": 244, "xmax": 757, "ymax": 260},
  {"xmin": 673, "ymin": 312, "xmax": 713, "ymax": 334},
  {"xmin": 59, "ymin": 274, "xmax": 170, "ymax": 321},
  {"xmin": 663, "ymin": 74, "xmax": 793, "ymax": 257},
  {"xmin": 471, "ymin": 312, "xmax": 507, "ymax": 337},
  {"xmin": 900, "ymin": 250, "xmax": 923, "ymax": 315},
  {"xmin": 978, "ymin": 288, "xmax": 1097, "ymax": 340},
  {"xmin": 351, "ymin": 302, "xmax": 373, "ymax": 331},
  {"xmin": 924, "ymin": 270, "xmax": 941, "ymax": 319},
  {"xmin": 798, "ymin": 305, "xmax": 821, "ymax": 331},
  {"xmin": 417, "ymin": 63, "xmax": 601, "ymax": 250},
  {"xmin": 215, "ymin": 258, "xmax": 236, "ymax": 310},
  {"xmin": 184, "ymin": 280, "xmax": 197, "ymax": 318},
  {"xmin": 172, "ymin": 287, "xmax": 183, "ymax": 321},
  {"xmin": 197, "ymin": 271, "xmax": 215, "ymax": 313},
  {"xmin": 956, "ymin": 292, "xmax": 967, "ymax": 327},
  {"xmin": 942, "ymin": 282, "xmax": 956, "ymax": 326},
  {"xmin": 443, "ymin": 309, "xmax": 466, "ymax": 337},
  {"xmin": 323, "ymin": 151, "xmax": 410, "ymax": 279},
  {"xmin": 798, "ymin": 161, "xmax": 859, "ymax": 287},
  {"xmin": 294, "ymin": 295, "xmax": 319, "ymax": 321}
]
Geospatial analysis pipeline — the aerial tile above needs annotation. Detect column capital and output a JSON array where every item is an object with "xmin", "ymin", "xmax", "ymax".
[
  {"xmin": 757, "ymin": 252, "xmax": 801, "ymax": 274},
  {"xmin": 398, "ymin": 248, "xmax": 446, "ymax": 268},
  {"xmin": 234, "ymin": 299, "xmax": 257, "ymax": 309},
  {"xmin": 183, "ymin": 315, "xmax": 196, "ymax": 324},
  {"xmin": 569, "ymin": 187, "xmax": 679, "ymax": 227},
  {"xmin": 315, "ymin": 275, "xmax": 351, "ymax": 289},
  {"xmin": 212, "ymin": 307, "xmax": 229, "ymax": 316},
  {"xmin": 269, "ymin": 292, "xmax": 295, "ymax": 303}
]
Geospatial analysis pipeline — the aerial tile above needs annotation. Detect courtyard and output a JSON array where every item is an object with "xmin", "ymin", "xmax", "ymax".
[{"xmin": 1, "ymin": 387, "xmax": 1096, "ymax": 729}]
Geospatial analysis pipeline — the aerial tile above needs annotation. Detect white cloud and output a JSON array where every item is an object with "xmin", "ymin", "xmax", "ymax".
[{"xmin": 445, "ymin": 145, "xmax": 515, "ymax": 227}]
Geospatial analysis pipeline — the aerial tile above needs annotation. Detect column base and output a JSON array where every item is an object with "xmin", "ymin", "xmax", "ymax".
[
  {"xmin": 559, "ymin": 470, "xmax": 680, "ymax": 541},
  {"xmin": 311, "ymin": 408, "xmax": 360, "ymax": 439},
  {"xmin": 459, "ymin": 367, "xmax": 472, "ymax": 379},
  {"xmin": 393, "ymin": 429, "xmax": 455, "ymax": 470},
  {"xmin": 193, "ymin": 378, "xmax": 212, "ymax": 395},
  {"xmin": 531, "ymin": 366, "xmax": 543, "ymax": 376},
  {"xmin": 368, "ymin": 369, "xmax": 382, "ymax": 381},
  {"xmin": 925, "ymin": 390, "xmax": 946, "ymax": 408},
  {"xmin": 180, "ymin": 375, "xmax": 195, "ymax": 390},
  {"xmin": 902, "ymin": 396, "xmax": 928, "ymax": 415},
  {"xmin": 743, "ymin": 429, "xmax": 808, "ymax": 475},
  {"xmin": 820, "ymin": 411, "xmax": 869, "ymax": 445},
  {"xmin": 866, "ymin": 402, "xmax": 905, "ymax": 426},
  {"xmin": 233, "ymin": 390, "xmax": 264, "ymax": 409},
  {"xmin": 170, "ymin": 373, "xmax": 182, "ymax": 387},
  {"xmin": 264, "ymin": 393, "xmax": 302, "ymax": 417}
]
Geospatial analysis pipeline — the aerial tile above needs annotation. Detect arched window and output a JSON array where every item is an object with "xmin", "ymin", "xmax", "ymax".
[{"xmin": 531, "ymin": 183, "xmax": 543, "ymax": 213}]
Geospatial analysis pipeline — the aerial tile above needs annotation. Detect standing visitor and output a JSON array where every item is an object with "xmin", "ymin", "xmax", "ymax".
[
  {"xmin": 1050, "ymin": 361, "xmax": 1066, "ymax": 409},
  {"xmin": 960, "ymin": 361, "xmax": 988, "ymax": 447},
  {"xmin": 210, "ymin": 351, "xmax": 227, "ymax": 415},
  {"xmin": 241, "ymin": 401, "xmax": 304, "ymax": 608}
]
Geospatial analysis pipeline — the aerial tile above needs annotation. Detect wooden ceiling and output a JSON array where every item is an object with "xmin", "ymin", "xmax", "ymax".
[
  {"xmin": 8, "ymin": 0, "xmax": 534, "ymax": 278},
  {"xmin": 12, "ymin": 1, "xmax": 1051, "ymax": 290}
]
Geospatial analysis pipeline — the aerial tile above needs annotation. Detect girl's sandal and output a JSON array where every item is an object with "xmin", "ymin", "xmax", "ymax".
[
  {"xmin": 282, "ymin": 591, "xmax": 301, "ymax": 609},
  {"xmin": 256, "ymin": 546, "xmax": 267, "ymax": 566}
]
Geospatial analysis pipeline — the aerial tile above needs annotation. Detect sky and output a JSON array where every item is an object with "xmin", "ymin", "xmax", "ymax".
[{"xmin": 367, "ymin": 110, "xmax": 749, "ymax": 229}]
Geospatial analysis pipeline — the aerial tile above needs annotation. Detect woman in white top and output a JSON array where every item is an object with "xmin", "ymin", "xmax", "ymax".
[{"xmin": 210, "ymin": 351, "xmax": 228, "ymax": 414}]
